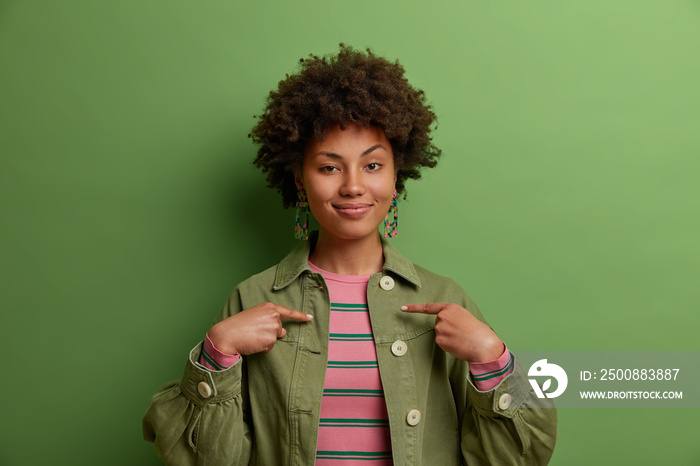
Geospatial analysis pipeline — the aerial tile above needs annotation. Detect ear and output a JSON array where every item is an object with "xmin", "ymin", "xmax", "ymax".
[{"xmin": 293, "ymin": 170, "xmax": 304, "ymax": 190}]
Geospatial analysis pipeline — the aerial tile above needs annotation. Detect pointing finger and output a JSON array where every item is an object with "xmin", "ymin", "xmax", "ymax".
[
  {"xmin": 275, "ymin": 305, "xmax": 314, "ymax": 322},
  {"xmin": 400, "ymin": 303, "xmax": 448, "ymax": 315}
]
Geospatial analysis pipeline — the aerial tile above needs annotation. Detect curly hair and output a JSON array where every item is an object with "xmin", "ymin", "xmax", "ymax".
[{"xmin": 249, "ymin": 44, "xmax": 442, "ymax": 208}]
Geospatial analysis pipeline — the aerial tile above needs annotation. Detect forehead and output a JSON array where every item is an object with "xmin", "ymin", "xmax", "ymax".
[{"xmin": 304, "ymin": 124, "xmax": 392, "ymax": 158}]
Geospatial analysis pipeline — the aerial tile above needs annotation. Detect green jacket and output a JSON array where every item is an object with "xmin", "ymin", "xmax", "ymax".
[{"xmin": 143, "ymin": 236, "xmax": 557, "ymax": 465}]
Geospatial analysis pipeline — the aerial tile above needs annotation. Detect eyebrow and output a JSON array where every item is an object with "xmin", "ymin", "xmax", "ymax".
[{"xmin": 316, "ymin": 144, "xmax": 387, "ymax": 159}]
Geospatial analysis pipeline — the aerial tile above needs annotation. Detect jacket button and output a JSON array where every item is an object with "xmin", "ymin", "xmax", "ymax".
[
  {"xmin": 498, "ymin": 393, "xmax": 512, "ymax": 410},
  {"xmin": 379, "ymin": 276, "xmax": 395, "ymax": 291},
  {"xmin": 198, "ymin": 381, "xmax": 213, "ymax": 398},
  {"xmin": 406, "ymin": 409, "xmax": 421, "ymax": 426},
  {"xmin": 391, "ymin": 340, "xmax": 407, "ymax": 356}
]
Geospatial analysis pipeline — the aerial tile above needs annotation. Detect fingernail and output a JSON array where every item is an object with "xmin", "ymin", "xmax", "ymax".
[
  {"xmin": 400, "ymin": 305, "xmax": 408, "ymax": 311},
  {"xmin": 306, "ymin": 313, "xmax": 313, "ymax": 320}
]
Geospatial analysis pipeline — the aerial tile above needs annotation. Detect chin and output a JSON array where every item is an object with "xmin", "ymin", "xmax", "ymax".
[{"xmin": 322, "ymin": 224, "xmax": 382, "ymax": 242}]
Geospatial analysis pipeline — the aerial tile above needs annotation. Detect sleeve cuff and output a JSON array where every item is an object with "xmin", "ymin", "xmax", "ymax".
[
  {"xmin": 198, "ymin": 333, "xmax": 240, "ymax": 371},
  {"xmin": 469, "ymin": 343, "xmax": 514, "ymax": 391},
  {"xmin": 182, "ymin": 341, "xmax": 242, "ymax": 406}
]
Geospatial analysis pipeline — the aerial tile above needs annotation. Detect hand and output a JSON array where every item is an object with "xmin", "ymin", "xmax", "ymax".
[
  {"xmin": 401, "ymin": 303, "xmax": 503, "ymax": 362},
  {"xmin": 209, "ymin": 302, "xmax": 313, "ymax": 356}
]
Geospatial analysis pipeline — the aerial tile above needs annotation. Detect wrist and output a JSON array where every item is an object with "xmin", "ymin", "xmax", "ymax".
[
  {"xmin": 208, "ymin": 325, "xmax": 238, "ymax": 356},
  {"xmin": 201, "ymin": 333, "xmax": 240, "ymax": 370},
  {"xmin": 471, "ymin": 338, "xmax": 504, "ymax": 363}
]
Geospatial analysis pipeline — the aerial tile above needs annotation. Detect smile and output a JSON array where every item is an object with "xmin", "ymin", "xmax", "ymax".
[{"xmin": 333, "ymin": 203, "xmax": 373, "ymax": 218}]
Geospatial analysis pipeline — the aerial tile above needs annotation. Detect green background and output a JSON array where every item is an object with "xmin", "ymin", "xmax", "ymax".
[{"xmin": 1, "ymin": 1, "xmax": 698, "ymax": 464}]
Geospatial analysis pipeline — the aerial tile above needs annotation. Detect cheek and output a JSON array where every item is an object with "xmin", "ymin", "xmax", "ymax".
[
  {"xmin": 304, "ymin": 179, "xmax": 330, "ymax": 201},
  {"xmin": 374, "ymin": 176, "xmax": 396, "ymax": 198},
  {"xmin": 302, "ymin": 178, "xmax": 334, "ymax": 213},
  {"xmin": 305, "ymin": 195, "xmax": 326, "ymax": 223}
]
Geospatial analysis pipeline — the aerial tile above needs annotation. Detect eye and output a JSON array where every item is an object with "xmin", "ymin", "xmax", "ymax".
[
  {"xmin": 366, "ymin": 162, "xmax": 382, "ymax": 171},
  {"xmin": 320, "ymin": 165, "xmax": 338, "ymax": 173}
]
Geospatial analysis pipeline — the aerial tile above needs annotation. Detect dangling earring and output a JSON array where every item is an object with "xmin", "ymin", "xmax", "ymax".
[
  {"xmin": 295, "ymin": 188, "xmax": 310, "ymax": 240},
  {"xmin": 383, "ymin": 188, "xmax": 398, "ymax": 238}
]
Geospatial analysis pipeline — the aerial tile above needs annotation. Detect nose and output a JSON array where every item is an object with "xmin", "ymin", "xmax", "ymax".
[{"xmin": 339, "ymin": 168, "xmax": 365, "ymax": 197}]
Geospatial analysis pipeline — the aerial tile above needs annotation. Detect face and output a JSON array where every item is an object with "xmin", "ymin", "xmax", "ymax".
[{"xmin": 296, "ymin": 124, "xmax": 396, "ymax": 243}]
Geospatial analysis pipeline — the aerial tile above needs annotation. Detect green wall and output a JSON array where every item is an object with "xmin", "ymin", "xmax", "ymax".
[{"xmin": 1, "ymin": 1, "xmax": 698, "ymax": 464}]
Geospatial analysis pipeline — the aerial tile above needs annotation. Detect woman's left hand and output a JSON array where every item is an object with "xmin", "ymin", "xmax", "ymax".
[{"xmin": 401, "ymin": 303, "xmax": 504, "ymax": 362}]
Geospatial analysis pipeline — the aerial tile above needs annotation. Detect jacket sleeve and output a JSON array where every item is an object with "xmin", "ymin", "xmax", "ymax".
[
  {"xmin": 457, "ymin": 288, "xmax": 558, "ymax": 464},
  {"xmin": 142, "ymin": 290, "xmax": 252, "ymax": 466},
  {"xmin": 460, "ymin": 359, "xmax": 558, "ymax": 465}
]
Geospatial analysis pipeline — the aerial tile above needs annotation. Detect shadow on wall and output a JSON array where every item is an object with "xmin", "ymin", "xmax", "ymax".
[{"xmin": 222, "ymin": 164, "xmax": 303, "ymax": 275}]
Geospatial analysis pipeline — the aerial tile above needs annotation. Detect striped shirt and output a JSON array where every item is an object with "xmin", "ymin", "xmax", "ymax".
[{"xmin": 308, "ymin": 262, "xmax": 392, "ymax": 465}]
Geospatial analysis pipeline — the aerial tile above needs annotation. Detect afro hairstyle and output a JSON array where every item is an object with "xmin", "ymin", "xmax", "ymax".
[{"xmin": 249, "ymin": 44, "xmax": 442, "ymax": 208}]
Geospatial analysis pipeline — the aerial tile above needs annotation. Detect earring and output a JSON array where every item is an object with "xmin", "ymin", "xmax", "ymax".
[
  {"xmin": 383, "ymin": 188, "xmax": 398, "ymax": 238},
  {"xmin": 295, "ymin": 188, "xmax": 310, "ymax": 240}
]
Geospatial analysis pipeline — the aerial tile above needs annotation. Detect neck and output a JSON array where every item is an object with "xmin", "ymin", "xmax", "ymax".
[{"xmin": 309, "ymin": 230, "xmax": 384, "ymax": 275}]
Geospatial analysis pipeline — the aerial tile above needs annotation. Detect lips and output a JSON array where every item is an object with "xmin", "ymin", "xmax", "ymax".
[{"xmin": 333, "ymin": 203, "xmax": 373, "ymax": 218}]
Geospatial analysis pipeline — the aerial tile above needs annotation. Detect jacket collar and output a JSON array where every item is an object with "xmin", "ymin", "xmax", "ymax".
[{"xmin": 273, "ymin": 231, "xmax": 422, "ymax": 290}]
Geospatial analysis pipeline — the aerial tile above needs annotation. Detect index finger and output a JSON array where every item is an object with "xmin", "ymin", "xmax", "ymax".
[
  {"xmin": 400, "ymin": 303, "xmax": 448, "ymax": 315},
  {"xmin": 275, "ymin": 305, "xmax": 314, "ymax": 322}
]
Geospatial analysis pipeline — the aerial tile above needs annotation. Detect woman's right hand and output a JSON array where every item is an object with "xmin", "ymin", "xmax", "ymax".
[{"xmin": 208, "ymin": 302, "xmax": 313, "ymax": 356}]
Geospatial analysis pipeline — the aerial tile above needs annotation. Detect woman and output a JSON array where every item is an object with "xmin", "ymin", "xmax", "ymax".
[{"xmin": 144, "ymin": 45, "xmax": 557, "ymax": 465}]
